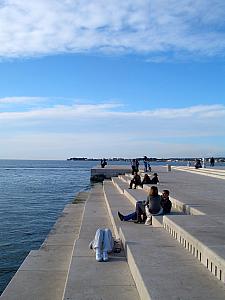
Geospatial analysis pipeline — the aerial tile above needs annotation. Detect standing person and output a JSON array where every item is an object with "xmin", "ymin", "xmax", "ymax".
[
  {"xmin": 143, "ymin": 156, "xmax": 148, "ymax": 172},
  {"xmin": 210, "ymin": 157, "xmax": 215, "ymax": 167},
  {"xmin": 135, "ymin": 159, "xmax": 139, "ymax": 172},
  {"xmin": 148, "ymin": 162, "xmax": 152, "ymax": 172},
  {"xmin": 145, "ymin": 186, "xmax": 163, "ymax": 225},
  {"xmin": 131, "ymin": 159, "xmax": 137, "ymax": 175}
]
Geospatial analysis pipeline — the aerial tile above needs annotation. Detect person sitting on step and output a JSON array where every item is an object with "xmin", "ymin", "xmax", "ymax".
[
  {"xmin": 145, "ymin": 186, "xmax": 163, "ymax": 225},
  {"xmin": 150, "ymin": 173, "xmax": 159, "ymax": 184},
  {"xmin": 160, "ymin": 190, "xmax": 172, "ymax": 214},
  {"xmin": 118, "ymin": 186, "xmax": 167, "ymax": 224},
  {"xmin": 129, "ymin": 172, "xmax": 142, "ymax": 189},
  {"xmin": 141, "ymin": 173, "xmax": 151, "ymax": 185},
  {"xmin": 118, "ymin": 200, "xmax": 147, "ymax": 223}
]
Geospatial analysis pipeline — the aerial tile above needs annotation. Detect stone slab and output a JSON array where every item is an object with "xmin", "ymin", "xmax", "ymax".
[
  {"xmin": 1, "ymin": 270, "xmax": 67, "ymax": 300},
  {"xmin": 63, "ymin": 183, "xmax": 140, "ymax": 300},
  {"xmin": 120, "ymin": 225, "xmax": 225, "ymax": 300}
]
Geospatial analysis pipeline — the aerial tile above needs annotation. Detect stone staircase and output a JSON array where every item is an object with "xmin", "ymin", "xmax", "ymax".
[{"xmin": 102, "ymin": 179, "xmax": 225, "ymax": 299}]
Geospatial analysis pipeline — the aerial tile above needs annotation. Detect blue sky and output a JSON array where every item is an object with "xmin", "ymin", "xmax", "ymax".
[{"xmin": 0, "ymin": 0, "xmax": 225, "ymax": 159}]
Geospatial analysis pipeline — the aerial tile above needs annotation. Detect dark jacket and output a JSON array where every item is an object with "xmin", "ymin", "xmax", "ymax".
[
  {"xmin": 146, "ymin": 195, "xmax": 161, "ymax": 214},
  {"xmin": 142, "ymin": 175, "xmax": 151, "ymax": 184},
  {"xmin": 160, "ymin": 196, "xmax": 172, "ymax": 214},
  {"xmin": 150, "ymin": 176, "xmax": 159, "ymax": 184}
]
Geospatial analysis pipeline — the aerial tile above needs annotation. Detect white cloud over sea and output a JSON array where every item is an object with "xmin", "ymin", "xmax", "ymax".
[
  {"xmin": 1, "ymin": 0, "xmax": 225, "ymax": 59},
  {"xmin": 0, "ymin": 98, "xmax": 224, "ymax": 159}
]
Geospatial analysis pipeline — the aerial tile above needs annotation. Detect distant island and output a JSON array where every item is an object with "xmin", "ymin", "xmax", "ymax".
[{"xmin": 67, "ymin": 157, "xmax": 225, "ymax": 162}]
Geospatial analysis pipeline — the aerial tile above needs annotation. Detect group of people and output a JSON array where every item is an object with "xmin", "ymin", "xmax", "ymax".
[
  {"xmin": 129, "ymin": 172, "xmax": 159, "ymax": 189},
  {"xmin": 143, "ymin": 156, "xmax": 151, "ymax": 172},
  {"xmin": 194, "ymin": 157, "xmax": 215, "ymax": 169},
  {"xmin": 118, "ymin": 186, "xmax": 172, "ymax": 225},
  {"xmin": 131, "ymin": 157, "xmax": 152, "ymax": 174}
]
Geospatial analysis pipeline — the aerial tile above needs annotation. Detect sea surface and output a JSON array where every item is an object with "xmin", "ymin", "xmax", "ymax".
[
  {"xmin": 0, "ymin": 159, "xmax": 224, "ymax": 294},
  {"xmin": 0, "ymin": 159, "xmax": 99, "ymax": 295}
]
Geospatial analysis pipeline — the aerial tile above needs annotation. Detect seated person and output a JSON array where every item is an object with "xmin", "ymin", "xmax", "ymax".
[
  {"xmin": 118, "ymin": 186, "xmax": 167, "ymax": 224},
  {"xmin": 118, "ymin": 200, "xmax": 146, "ymax": 223},
  {"xmin": 145, "ymin": 186, "xmax": 163, "ymax": 225},
  {"xmin": 142, "ymin": 173, "xmax": 151, "ymax": 185},
  {"xmin": 129, "ymin": 172, "xmax": 142, "ymax": 189},
  {"xmin": 160, "ymin": 190, "xmax": 172, "ymax": 214},
  {"xmin": 195, "ymin": 159, "xmax": 202, "ymax": 169},
  {"xmin": 150, "ymin": 173, "xmax": 159, "ymax": 184}
]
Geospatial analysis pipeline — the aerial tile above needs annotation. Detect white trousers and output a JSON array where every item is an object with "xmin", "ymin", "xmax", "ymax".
[
  {"xmin": 92, "ymin": 228, "xmax": 114, "ymax": 253},
  {"xmin": 145, "ymin": 206, "xmax": 163, "ymax": 218}
]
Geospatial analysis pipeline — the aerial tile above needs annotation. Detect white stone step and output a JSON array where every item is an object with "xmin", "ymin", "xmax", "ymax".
[
  {"xmin": 163, "ymin": 214, "xmax": 225, "ymax": 283},
  {"xmin": 63, "ymin": 184, "xmax": 140, "ymax": 300},
  {"xmin": 103, "ymin": 181, "xmax": 225, "ymax": 300}
]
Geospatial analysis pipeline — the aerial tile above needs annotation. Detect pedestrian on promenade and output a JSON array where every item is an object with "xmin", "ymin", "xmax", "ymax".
[
  {"xmin": 143, "ymin": 156, "xmax": 148, "ymax": 172},
  {"xmin": 131, "ymin": 159, "xmax": 137, "ymax": 175},
  {"xmin": 129, "ymin": 172, "xmax": 143, "ymax": 189},
  {"xmin": 210, "ymin": 157, "xmax": 215, "ymax": 167}
]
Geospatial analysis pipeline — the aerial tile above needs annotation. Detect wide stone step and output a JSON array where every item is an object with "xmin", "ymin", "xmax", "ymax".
[
  {"xmin": 172, "ymin": 166, "xmax": 225, "ymax": 180},
  {"xmin": 63, "ymin": 184, "xmax": 140, "ymax": 300},
  {"xmin": 115, "ymin": 176, "xmax": 204, "ymax": 215},
  {"xmin": 163, "ymin": 214, "xmax": 225, "ymax": 283},
  {"xmin": 103, "ymin": 181, "xmax": 225, "ymax": 300}
]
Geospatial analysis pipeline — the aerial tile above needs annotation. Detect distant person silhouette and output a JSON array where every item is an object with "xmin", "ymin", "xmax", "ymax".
[{"xmin": 210, "ymin": 157, "xmax": 215, "ymax": 167}]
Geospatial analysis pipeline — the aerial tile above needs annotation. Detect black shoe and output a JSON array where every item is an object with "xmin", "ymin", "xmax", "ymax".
[
  {"xmin": 118, "ymin": 211, "xmax": 124, "ymax": 221},
  {"xmin": 128, "ymin": 187, "xmax": 132, "ymax": 189}
]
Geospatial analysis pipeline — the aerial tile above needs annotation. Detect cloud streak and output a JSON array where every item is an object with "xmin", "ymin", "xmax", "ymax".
[{"xmin": 1, "ymin": 0, "xmax": 225, "ymax": 59}]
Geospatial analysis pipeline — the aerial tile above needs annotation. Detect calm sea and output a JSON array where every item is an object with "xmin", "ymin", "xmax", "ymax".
[
  {"xmin": 0, "ymin": 159, "xmax": 224, "ymax": 294},
  {"xmin": 0, "ymin": 159, "xmax": 99, "ymax": 295}
]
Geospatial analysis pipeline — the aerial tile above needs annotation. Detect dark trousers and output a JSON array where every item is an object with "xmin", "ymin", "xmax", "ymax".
[{"xmin": 129, "ymin": 179, "xmax": 143, "ymax": 189}]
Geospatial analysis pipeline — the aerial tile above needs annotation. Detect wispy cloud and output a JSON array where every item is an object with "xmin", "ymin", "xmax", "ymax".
[
  {"xmin": 0, "ymin": 98, "xmax": 224, "ymax": 158},
  {"xmin": 0, "ymin": 96, "xmax": 47, "ymax": 104},
  {"xmin": 0, "ymin": 0, "xmax": 225, "ymax": 59},
  {"xmin": 0, "ymin": 99, "xmax": 224, "ymax": 120}
]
